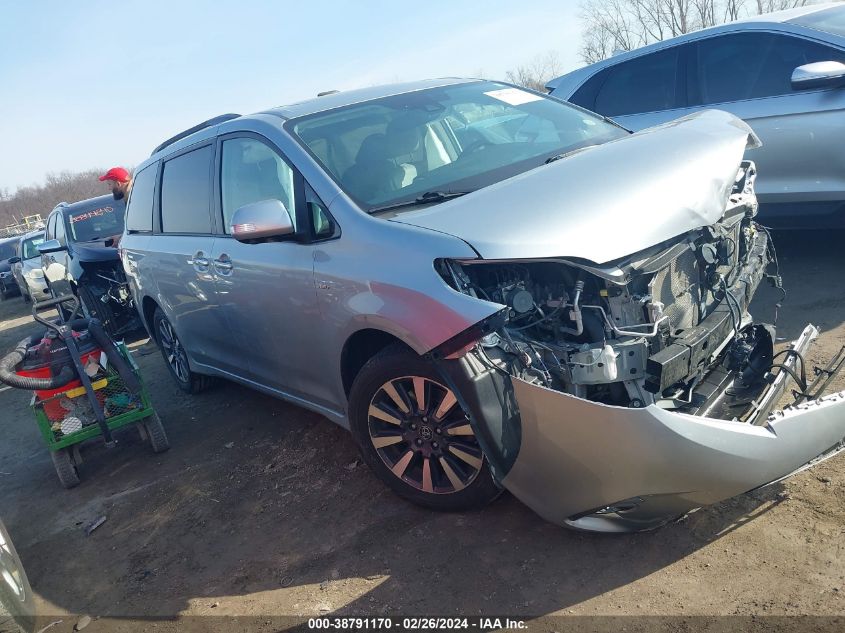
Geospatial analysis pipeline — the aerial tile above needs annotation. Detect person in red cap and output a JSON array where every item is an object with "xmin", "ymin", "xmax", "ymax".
[{"xmin": 99, "ymin": 167, "xmax": 132, "ymax": 201}]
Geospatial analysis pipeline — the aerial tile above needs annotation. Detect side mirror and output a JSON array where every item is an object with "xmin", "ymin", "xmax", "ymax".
[
  {"xmin": 230, "ymin": 199, "xmax": 295, "ymax": 243},
  {"xmin": 37, "ymin": 239, "xmax": 66, "ymax": 254},
  {"xmin": 8, "ymin": 256, "xmax": 20, "ymax": 264},
  {"xmin": 791, "ymin": 61, "xmax": 845, "ymax": 91}
]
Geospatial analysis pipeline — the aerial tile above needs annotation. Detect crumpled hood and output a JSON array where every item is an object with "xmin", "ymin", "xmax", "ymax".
[
  {"xmin": 392, "ymin": 110, "xmax": 760, "ymax": 264},
  {"xmin": 74, "ymin": 235, "xmax": 122, "ymax": 263}
]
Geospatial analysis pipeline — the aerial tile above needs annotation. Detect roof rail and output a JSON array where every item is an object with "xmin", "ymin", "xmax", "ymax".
[{"xmin": 151, "ymin": 113, "xmax": 241, "ymax": 156}]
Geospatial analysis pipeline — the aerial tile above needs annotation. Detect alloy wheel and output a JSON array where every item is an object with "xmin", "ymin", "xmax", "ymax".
[
  {"xmin": 158, "ymin": 318, "xmax": 189, "ymax": 383},
  {"xmin": 367, "ymin": 375, "xmax": 483, "ymax": 494}
]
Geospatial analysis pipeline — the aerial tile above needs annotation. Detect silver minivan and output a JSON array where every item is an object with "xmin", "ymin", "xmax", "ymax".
[{"xmin": 121, "ymin": 79, "xmax": 845, "ymax": 532}]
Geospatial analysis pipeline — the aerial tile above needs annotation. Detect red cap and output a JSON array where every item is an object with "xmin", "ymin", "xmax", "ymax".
[{"xmin": 99, "ymin": 167, "xmax": 131, "ymax": 183}]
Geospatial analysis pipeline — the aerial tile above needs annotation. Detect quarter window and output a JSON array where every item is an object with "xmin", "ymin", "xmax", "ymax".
[
  {"xmin": 45, "ymin": 214, "xmax": 56, "ymax": 240},
  {"xmin": 591, "ymin": 47, "xmax": 683, "ymax": 116},
  {"xmin": 220, "ymin": 138, "xmax": 296, "ymax": 234},
  {"xmin": 160, "ymin": 145, "xmax": 214, "ymax": 234},
  {"xmin": 305, "ymin": 182, "xmax": 335, "ymax": 240},
  {"xmin": 692, "ymin": 32, "xmax": 845, "ymax": 105},
  {"xmin": 126, "ymin": 163, "xmax": 156, "ymax": 232},
  {"xmin": 54, "ymin": 214, "xmax": 66, "ymax": 244}
]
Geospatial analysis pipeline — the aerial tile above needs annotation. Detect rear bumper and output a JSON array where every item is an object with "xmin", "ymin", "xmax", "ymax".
[{"xmin": 455, "ymin": 324, "xmax": 845, "ymax": 532}]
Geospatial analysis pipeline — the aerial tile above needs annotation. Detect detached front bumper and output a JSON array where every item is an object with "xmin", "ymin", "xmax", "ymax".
[{"xmin": 449, "ymin": 324, "xmax": 845, "ymax": 532}]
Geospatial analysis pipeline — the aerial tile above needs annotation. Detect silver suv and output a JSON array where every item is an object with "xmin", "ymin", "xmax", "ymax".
[{"xmin": 121, "ymin": 79, "xmax": 845, "ymax": 532}]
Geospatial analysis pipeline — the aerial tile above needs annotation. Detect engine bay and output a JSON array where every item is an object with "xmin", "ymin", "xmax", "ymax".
[{"xmin": 436, "ymin": 167, "xmax": 781, "ymax": 421}]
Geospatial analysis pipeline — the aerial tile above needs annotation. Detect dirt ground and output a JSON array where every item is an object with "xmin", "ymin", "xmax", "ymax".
[{"xmin": 0, "ymin": 230, "xmax": 843, "ymax": 633}]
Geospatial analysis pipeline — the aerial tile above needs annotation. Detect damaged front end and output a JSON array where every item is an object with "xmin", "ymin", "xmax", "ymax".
[
  {"xmin": 77, "ymin": 256, "xmax": 142, "ymax": 338},
  {"xmin": 431, "ymin": 162, "xmax": 845, "ymax": 532}
]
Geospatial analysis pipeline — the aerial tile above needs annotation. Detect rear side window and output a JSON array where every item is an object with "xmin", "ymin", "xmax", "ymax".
[
  {"xmin": 126, "ymin": 164, "xmax": 156, "ymax": 232},
  {"xmin": 592, "ymin": 47, "xmax": 683, "ymax": 116},
  {"xmin": 160, "ymin": 145, "xmax": 213, "ymax": 234},
  {"xmin": 692, "ymin": 32, "xmax": 845, "ymax": 104}
]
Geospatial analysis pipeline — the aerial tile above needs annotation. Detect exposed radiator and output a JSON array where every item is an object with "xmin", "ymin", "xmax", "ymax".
[{"xmin": 650, "ymin": 247, "xmax": 700, "ymax": 334}]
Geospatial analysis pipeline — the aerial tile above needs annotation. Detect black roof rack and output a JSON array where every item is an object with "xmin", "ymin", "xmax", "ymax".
[{"xmin": 151, "ymin": 113, "xmax": 241, "ymax": 156}]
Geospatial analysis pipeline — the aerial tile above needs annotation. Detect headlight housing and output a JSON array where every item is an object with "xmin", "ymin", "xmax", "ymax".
[{"xmin": 25, "ymin": 268, "xmax": 45, "ymax": 280}]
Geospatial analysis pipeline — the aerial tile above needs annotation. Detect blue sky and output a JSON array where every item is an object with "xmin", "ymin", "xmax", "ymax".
[{"xmin": 0, "ymin": 0, "xmax": 582, "ymax": 192}]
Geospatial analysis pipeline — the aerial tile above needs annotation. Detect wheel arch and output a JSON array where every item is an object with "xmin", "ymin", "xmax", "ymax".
[
  {"xmin": 141, "ymin": 295, "xmax": 161, "ymax": 341},
  {"xmin": 340, "ymin": 328, "xmax": 414, "ymax": 397}
]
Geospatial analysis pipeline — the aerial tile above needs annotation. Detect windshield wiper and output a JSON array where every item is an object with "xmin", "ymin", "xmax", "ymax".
[
  {"xmin": 544, "ymin": 144, "xmax": 598, "ymax": 165},
  {"xmin": 369, "ymin": 190, "xmax": 473, "ymax": 214}
]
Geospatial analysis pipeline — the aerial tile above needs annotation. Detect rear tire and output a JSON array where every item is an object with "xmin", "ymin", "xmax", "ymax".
[
  {"xmin": 348, "ymin": 343, "xmax": 501, "ymax": 512},
  {"xmin": 50, "ymin": 448, "xmax": 80, "ymax": 489},
  {"xmin": 152, "ymin": 308, "xmax": 213, "ymax": 394},
  {"xmin": 144, "ymin": 413, "xmax": 170, "ymax": 454}
]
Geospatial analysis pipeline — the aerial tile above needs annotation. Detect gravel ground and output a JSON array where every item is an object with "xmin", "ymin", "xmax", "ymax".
[{"xmin": 0, "ymin": 230, "xmax": 843, "ymax": 633}]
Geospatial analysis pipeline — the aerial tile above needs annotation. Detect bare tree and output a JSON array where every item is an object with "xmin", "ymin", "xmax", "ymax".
[
  {"xmin": 580, "ymin": 0, "xmax": 811, "ymax": 63},
  {"xmin": 756, "ymin": 0, "xmax": 809, "ymax": 12},
  {"xmin": 0, "ymin": 169, "xmax": 111, "ymax": 228},
  {"xmin": 505, "ymin": 51, "xmax": 567, "ymax": 92}
]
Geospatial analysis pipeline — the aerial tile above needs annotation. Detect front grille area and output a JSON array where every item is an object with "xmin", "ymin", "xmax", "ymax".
[{"xmin": 651, "ymin": 248, "xmax": 700, "ymax": 334}]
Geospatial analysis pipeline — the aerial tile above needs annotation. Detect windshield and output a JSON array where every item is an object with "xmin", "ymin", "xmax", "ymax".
[
  {"xmin": 289, "ymin": 81, "xmax": 627, "ymax": 212},
  {"xmin": 22, "ymin": 234, "xmax": 45, "ymax": 260},
  {"xmin": 68, "ymin": 203, "xmax": 125, "ymax": 242},
  {"xmin": 790, "ymin": 5, "xmax": 845, "ymax": 38},
  {"xmin": 0, "ymin": 241, "xmax": 16, "ymax": 260}
]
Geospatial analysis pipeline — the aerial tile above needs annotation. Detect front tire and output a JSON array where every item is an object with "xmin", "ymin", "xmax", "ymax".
[
  {"xmin": 143, "ymin": 413, "xmax": 170, "ymax": 453},
  {"xmin": 152, "ymin": 308, "xmax": 213, "ymax": 394},
  {"xmin": 51, "ymin": 448, "xmax": 80, "ymax": 489},
  {"xmin": 348, "ymin": 344, "xmax": 501, "ymax": 512}
]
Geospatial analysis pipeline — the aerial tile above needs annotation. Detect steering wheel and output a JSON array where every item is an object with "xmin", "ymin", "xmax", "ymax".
[{"xmin": 460, "ymin": 139, "xmax": 491, "ymax": 157}]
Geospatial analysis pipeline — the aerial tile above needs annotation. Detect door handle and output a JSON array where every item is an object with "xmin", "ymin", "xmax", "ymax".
[
  {"xmin": 189, "ymin": 251, "xmax": 210, "ymax": 271},
  {"xmin": 213, "ymin": 254, "xmax": 233, "ymax": 275}
]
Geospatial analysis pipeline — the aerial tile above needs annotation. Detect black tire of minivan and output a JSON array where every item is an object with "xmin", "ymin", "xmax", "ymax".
[
  {"xmin": 152, "ymin": 307, "xmax": 214, "ymax": 394},
  {"xmin": 348, "ymin": 343, "xmax": 501, "ymax": 512}
]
